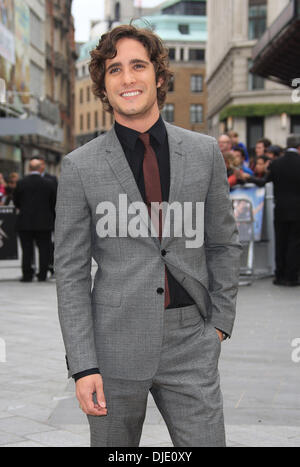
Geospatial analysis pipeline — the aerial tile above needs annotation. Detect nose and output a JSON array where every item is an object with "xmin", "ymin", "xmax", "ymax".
[{"xmin": 122, "ymin": 66, "xmax": 136, "ymax": 86}]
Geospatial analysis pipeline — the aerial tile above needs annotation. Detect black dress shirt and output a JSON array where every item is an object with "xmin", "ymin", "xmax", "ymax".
[{"xmin": 73, "ymin": 116, "xmax": 195, "ymax": 382}]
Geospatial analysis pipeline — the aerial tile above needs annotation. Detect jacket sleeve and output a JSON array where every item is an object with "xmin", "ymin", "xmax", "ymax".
[
  {"xmin": 204, "ymin": 141, "xmax": 243, "ymax": 336},
  {"xmin": 54, "ymin": 156, "xmax": 98, "ymax": 377}
]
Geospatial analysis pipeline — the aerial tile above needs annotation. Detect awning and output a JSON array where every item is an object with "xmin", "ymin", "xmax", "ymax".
[
  {"xmin": 251, "ymin": 0, "xmax": 300, "ymax": 87},
  {"xmin": 0, "ymin": 116, "xmax": 63, "ymax": 143}
]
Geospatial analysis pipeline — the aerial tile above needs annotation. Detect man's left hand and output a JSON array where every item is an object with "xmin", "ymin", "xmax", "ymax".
[{"xmin": 215, "ymin": 329, "xmax": 224, "ymax": 342}]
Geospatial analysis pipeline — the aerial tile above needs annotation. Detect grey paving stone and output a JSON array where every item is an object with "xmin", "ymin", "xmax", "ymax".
[
  {"xmin": 26, "ymin": 429, "xmax": 89, "ymax": 447},
  {"xmin": 1, "ymin": 264, "xmax": 300, "ymax": 447},
  {"xmin": 3, "ymin": 440, "xmax": 45, "ymax": 447},
  {"xmin": 0, "ymin": 429, "xmax": 24, "ymax": 445},
  {"xmin": 0, "ymin": 416, "xmax": 56, "ymax": 436}
]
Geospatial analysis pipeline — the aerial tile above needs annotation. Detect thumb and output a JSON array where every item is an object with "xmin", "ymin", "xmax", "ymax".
[{"xmin": 95, "ymin": 380, "xmax": 106, "ymax": 409}]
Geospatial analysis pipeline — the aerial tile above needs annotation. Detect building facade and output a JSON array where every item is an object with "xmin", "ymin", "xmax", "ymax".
[
  {"xmin": 206, "ymin": 0, "xmax": 297, "ymax": 153},
  {"xmin": 75, "ymin": 40, "xmax": 114, "ymax": 146},
  {"xmin": 0, "ymin": 0, "xmax": 76, "ymax": 177},
  {"xmin": 140, "ymin": 0, "xmax": 207, "ymax": 133}
]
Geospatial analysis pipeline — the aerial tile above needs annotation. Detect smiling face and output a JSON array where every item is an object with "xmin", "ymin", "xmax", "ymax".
[{"xmin": 104, "ymin": 38, "xmax": 163, "ymax": 130}]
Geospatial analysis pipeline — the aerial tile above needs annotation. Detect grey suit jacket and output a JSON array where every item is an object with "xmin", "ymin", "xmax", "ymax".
[{"xmin": 54, "ymin": 121, "xmax": 242, "ymax": 380}]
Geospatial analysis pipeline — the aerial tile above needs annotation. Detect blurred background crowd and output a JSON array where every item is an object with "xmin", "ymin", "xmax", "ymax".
[{"xmin": 1, "ymin": 0, "xmax": 300, "ymax": 286}]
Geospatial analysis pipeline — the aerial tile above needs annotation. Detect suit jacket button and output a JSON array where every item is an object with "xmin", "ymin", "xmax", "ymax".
[
  {"xmin": 157, "ymin": 287, "xmax": 164, "ymax": 294},
  {"xmin": 161, "ymin": 249, "xmax": 167, "ymax": 257}
]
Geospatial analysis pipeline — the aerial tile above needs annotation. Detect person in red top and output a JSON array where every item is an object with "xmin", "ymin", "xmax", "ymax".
[{"xmin": 0, "ymin": 173, "xmax": 7, "ymax": 205}]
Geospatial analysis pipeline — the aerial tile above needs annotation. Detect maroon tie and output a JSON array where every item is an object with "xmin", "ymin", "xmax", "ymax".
[{"xmin": 139, "ymin": 133, "xmax": 170, "ymax": 309}]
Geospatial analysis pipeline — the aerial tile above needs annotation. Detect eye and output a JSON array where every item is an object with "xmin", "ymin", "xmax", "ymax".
[
  {"xmin": 109, "ymin": 67, "xmax": 120, "ymax": 74},
  {"xmin": 134, "ymin": 63, "xmax": 145, "ymax": 70}
]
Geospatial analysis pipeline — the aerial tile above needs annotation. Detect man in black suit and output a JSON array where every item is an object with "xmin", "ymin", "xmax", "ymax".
[
  {"xmin": 31, "ymin": 155, "xmax": 58, "ymax": 276},
  {"xmin": 265, "ymin": 148, "xmax": 300, "ymax": 286},
  {"xmin": 13, "ymin": 159, "xmax": 56, "ymax": 282}
]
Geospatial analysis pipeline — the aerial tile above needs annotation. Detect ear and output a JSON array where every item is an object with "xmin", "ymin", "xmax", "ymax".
[{"xmin": 157, "ymin": 76, "xmax": 164, "ymax": 89}]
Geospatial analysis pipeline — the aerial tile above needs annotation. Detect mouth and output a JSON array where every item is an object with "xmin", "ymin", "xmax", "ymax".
[{"xmin": 120, "ymin": 90, "xmax": 142, "ymax": 99}]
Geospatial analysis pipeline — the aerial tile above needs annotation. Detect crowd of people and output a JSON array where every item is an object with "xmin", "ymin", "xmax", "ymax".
[
  {"xmin": 217, "ymin": 131, "xmax": 291, "ymax": 189},
  {"xmin": 0, "ymin": 157, "xmax": 57, "ymax": 282},
  {"xmin": 218, "ymin": 131, "xmax": 300, "ymax": 287}
]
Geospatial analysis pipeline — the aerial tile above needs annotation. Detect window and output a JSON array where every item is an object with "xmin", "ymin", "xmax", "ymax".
[
  {"xmin": 80, "ymin": 114, "xmax": 84, "ymax": 131},
  {"xmin": 248, "ymin": 59, "xmax": 264, "ymax": 90},
  {"xmin": 168, "ymin": 48, "xmax": 176, "ymax": 61},
  {"xmin": 248, "ymin": 0, "xmax": 267, "ymax": 40},
  {"xmin": 87, "ymin": 86, "xmax": 90, "ymax": 102},
  {"xmin": 30, "ymin": 10, "xmax": 43, "ymax": 51},
  {"xmin": 102, "ymin": 110, "xmax": 106, "ymax": 127},
  {"xmin": 87, "ymin": 112, "xmax": 91, "ymax": 130},
  {"xmin": 168, "ymin": 76, "xmax": 174, "ymax": 92},
  {"xmin": 162, "ymin": 104, "xmax": 174, "ymax": 123},
  {"xmin": 291, "ymin": 116, "xmax": 300, "ymax": 134},
  {"xmin": 178, "ymin": 24, "xmax": 189, "ymax": 35},
  {"xmin": 82, "ymin": 65, "xmax": 86, "ymax": 76},
  {"xmin": 79, "ymin": 88, "xmax": 83, "ymax": 104},
  {"xmin": 190, "ymin": 104, "xmax": 203, "ymax": 124},
  {"xmin": 163, "ymin": 0, "xmax": 206, "ymax": 16},
  {"xmin": 30, "ymin": 62, "xmax": 43, "ymax": 97},
  {"xmin": 247, "ymin": 117, "xmax": 264, "ymax": 156},
  {"xmin": 189, "ymin": 49, "xmax": 205, "ymax": 61},
  {"xmin": 94, "ymin": 111, "xmax": 98, "ymax": 129},
  {"xmin": 115, "ymin": 2, "xmax": 120, "ymax": 21},
  {"xmin": 180, "ymin": 48, "xmax": 184, "ymax": 61},
  {"xmin": 191, "ymin": 75, "xmax": 203, "ymax": 93}
]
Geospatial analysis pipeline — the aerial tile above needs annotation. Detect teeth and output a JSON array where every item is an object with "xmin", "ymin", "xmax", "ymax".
[{"xmin": 122, "ymin": 91, "xmax": 141, "ymax": 97}]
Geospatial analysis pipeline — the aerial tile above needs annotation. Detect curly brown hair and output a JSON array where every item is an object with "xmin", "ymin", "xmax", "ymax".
[{"xmin": 89, "ymin": 24, "xmax": 173, "ymax": 114}]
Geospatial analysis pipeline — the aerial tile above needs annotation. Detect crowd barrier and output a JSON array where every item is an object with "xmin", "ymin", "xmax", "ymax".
[{"xmin": 230, "ymin": 183, "xmax": 275, "ymax": 282}]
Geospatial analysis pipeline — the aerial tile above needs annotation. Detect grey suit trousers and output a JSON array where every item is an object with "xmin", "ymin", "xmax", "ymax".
[{"xmin": 87, "ymin": 305, "xmax": 225, "ymax": 447}]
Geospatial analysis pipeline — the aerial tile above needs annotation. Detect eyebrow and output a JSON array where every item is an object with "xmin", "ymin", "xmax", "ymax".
[{"xmin": 106, "ymin": 59, "xmax": 150, "ymax": 73}]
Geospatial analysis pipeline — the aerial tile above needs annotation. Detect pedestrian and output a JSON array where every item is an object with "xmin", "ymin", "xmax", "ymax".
[
  {"xmin": 13, "ymin": 159, "xmax": 56, "ymax": 282},
  {"xmin": 265, "ymin": 148, "xmax": 300, "ymax": 286},
  {"xmin": 31, "ymin": 156, "xmax": 58, "ymax": 277},
  {"xmin": 2, "ymin": 174, "xmax": 18, "ymax": 206},
  {"xmin": 266, "ymin": 145, "xmax": 282, "ymax": 160},
  {"xmin": 255, "ymin": 138, "xmax": 271, "ymax": 158},
  {"xmin": 0, "ymin": 173, "xmax": 7, "ymax": 205},
  {"xmin": 55, "ymin": 24, "xmax": 242, "ymax": 447},
  {"xmin": 227, "ymin": 130, "xmax": 249, "ymax": 165},
  {"xmin": 218, "ymin": 133, "xmax": 232, "ymax": 156},
  {"xmin": 232, "ymin": 146, "xmax": 254, "ymax": 176}
]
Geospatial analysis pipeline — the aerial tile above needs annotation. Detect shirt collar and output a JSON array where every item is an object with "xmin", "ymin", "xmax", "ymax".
[{"xmin": 114, "ymin": 115, "xmax": 166, "ymax": 151}]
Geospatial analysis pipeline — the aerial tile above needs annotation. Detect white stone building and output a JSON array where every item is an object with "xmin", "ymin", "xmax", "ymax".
[{"xmin": 206, "ymin": 0, "xmax": 298, "ymax": 153}]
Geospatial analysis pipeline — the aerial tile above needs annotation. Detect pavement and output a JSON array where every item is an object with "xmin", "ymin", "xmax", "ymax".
[{"xmin": 0, "ymin": 259, "xmax": 300, "ymax": 447}]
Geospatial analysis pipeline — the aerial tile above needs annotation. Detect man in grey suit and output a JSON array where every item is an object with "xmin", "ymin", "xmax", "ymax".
[{"xmin": 55, "ymin": 24, "xmax": 242, "ymax": 447}]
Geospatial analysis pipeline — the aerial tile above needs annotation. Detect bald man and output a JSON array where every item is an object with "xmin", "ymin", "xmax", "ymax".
[
  {"xmin": 13, "ymin": 160, "xmax": 56, "ymax": 282},
  {"xmin": 218, "ymin": 134, "xmax": 232, "ymax": 156}
]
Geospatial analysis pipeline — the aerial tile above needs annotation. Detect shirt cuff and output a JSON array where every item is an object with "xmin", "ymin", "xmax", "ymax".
[{"xmin": 72, "ymin": 368, "xmax": 100, "ymax": 382}]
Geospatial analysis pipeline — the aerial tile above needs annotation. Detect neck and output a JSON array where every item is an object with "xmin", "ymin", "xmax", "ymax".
[{"xmin": 114, "ymin": 109, "xmax": 160, "ymax": 133}]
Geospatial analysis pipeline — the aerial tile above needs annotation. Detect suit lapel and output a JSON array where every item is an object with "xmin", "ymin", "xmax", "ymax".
[
  {"xmin": 162, "ymin": 122, "xmax": 185, "ymax": 247},
  {"xmin": 103, "ymin": 122, "xmax": 185, "ymax": 248},
  {"xmin": 104, "ymin": 127, "xmax": 159, "ymax": 246}
]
